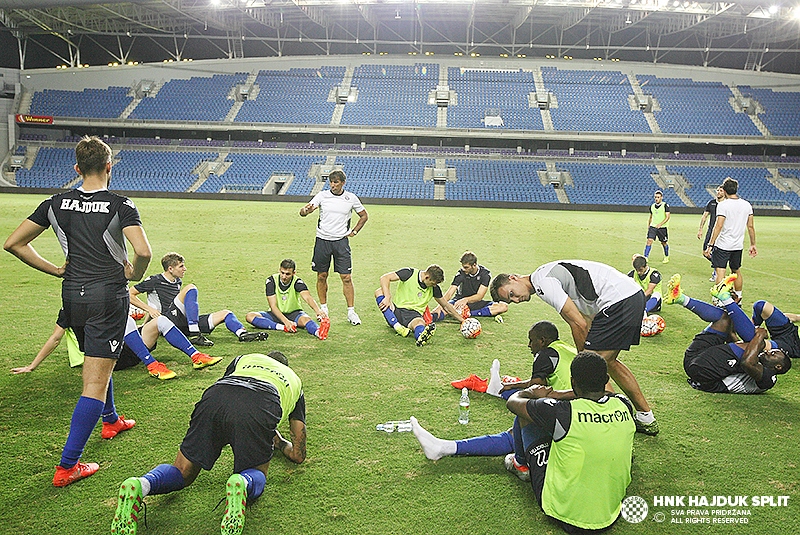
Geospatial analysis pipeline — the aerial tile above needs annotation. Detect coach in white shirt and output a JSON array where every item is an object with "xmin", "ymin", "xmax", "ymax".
[
  {"xmin": 705, "ymin": 177, "xmax": 756, "ymax": 301},
  {"xmin": 300, "ymin": 170, "xmax": 369, "ymax": 325}
]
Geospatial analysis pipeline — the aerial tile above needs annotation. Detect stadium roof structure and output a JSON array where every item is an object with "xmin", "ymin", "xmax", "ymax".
[{"xmin": 1, "ymin": 0, "xmax": 799, "ymax": 73}]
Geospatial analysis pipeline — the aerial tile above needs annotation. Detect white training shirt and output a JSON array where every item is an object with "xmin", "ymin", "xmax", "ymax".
[
  {"xmin": 308, "ymin": 189, "xmax": 365, "ymax": 241},
  {"xmin": 714, "ymin": 197, "xmax": 753, "ymax": 251},
  {"xmin": 530, "ymin": 260, "xmax": 641, "ymax": 317}
]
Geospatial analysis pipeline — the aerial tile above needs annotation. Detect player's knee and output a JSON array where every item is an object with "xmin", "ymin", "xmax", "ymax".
[
  {"xmin": 340, "ymin": 273, "xmax": 352, "ymax": 283},
  {"xmin": 317, "ymin": 272, "xmax": 329, "ymax": 282},
  {"xmin": 375, "ymin": 288, "xmax": 384, "ymax": 298},
  {"xmin": 245, "ymin": 312, "xmax": 258, "ymax": 323}
]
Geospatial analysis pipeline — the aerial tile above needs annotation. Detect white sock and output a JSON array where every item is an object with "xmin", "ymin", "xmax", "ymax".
[
  {"xmin": 635, "ymin": 410, "xmax": 655, "ymax": 424},
  {"xmin": 235, "ymin": 328, "xmax": 246, "ymax": 337},
  {"xmin": 486, "ymin": 359, "xmax": 502, "ymax": 397},
  {"xmin": 348, "ymin": 306, "xmax": 355, "ymax": 313},
  {"xmin": 320, "ymin": 303, "xmax": 329, "ymax": 314},
  {"xmin": 139, "ymin": 477, "xmax": 151, "ymax": 497},
  {"xmin": 410, "ymin": 416, "xmax": 456, "ymax": 460}
]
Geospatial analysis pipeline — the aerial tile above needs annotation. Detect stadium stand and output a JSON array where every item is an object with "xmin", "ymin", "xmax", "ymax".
[
  {"xmin": 15, "ymin": 147, "xmax": 77, "ymax": 188},
  {"xmin": 335, "ymin": 155, "xmax": 434, "ymax": 199},
  {"xmin": 29, "ymin": 87, "xmax": 133, "ymax": 119},
  {"xmin": 668, "ymin": 165, "xmax": 798, "ymax": 209},
  {"xmin": 196, "ymin": 153, "xmax": 322, "ymax": 195},
  {"xmin": 111, "ymin": 150, "xmax": 216, "ymax": 192},
  {"xmin": 444, "ymin": 159, "xmax": 555, "ymax": 202},
  {"xmin": 559, "ymin": 162, "xmax": 668, "ymax": 206},
  {"xmin": 129, "ymin": 73, "xmax": 247, "ymax": 121},
  {"xmin": 738, "ymin": 85, "xmax": 800, "ymax": 137}
]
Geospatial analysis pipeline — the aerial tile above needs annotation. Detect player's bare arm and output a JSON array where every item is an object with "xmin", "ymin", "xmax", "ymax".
[
  {"xmin": 739, "ymin": 327, "xmax": 768, "ymax": 382},
  {"xmin": 560, "ymin": 298, "xmax": 589, "ymax": 350},
  {"xmin": 4, "ymin": 220, "xmax": 65, "ymax": 277},
  {"xmin": 123, "ymin": 225, "xmax": 152, "ymax": 281},
  {"xmin": 299, "ymin": 203, "xmax": 317, "ymax": 217},
  {"xmin": 347, "ymin": 209, "xmax": 368, "ymax": 237}
]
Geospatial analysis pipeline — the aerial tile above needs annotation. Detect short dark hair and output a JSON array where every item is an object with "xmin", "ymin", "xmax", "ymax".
[
  {"xmin": 529, "ymin": 320, "xmax": 559, "ymax": 342},
  {"xmin": 328, "ymin": 170, "xmax": 346, "ymax": 182},
  {"xmin": 267, "ymin": 350, "xmax": 289, "ymax": 366},
  {"xmin": 460, "ymin": 251, "xmax": 477, "ymax": 265},
  {"xmin": 722, "ymin": 177, "xmax": 738, "ymax": 195},
  {"xmin": 632, "ymin": 254, "xmax": 647, "ymax": 270},
  {"xmin": 654, "ymin": 190, "xmax": 663, "ymax": 196},
  {"xmin": 489, "ymin": 274, "xmax": 512, "ymax": 302},
  {"xmin": 161, "ymin": 252, "xmax": 184, "ymax": 271},
  {"xmin": 571, "ymin": 351, "xmax": 608, "ymax": 393},
  {"xmin": 426, "ymin": 264, "xmax": 444, "ymax": 284},
  {"xmin": 280, "ymin": 258, "xmax": 296, "ymax": 271},
  {"xmin": 75, "ymin": 136, "xmax": 112, "ymax": 176}
]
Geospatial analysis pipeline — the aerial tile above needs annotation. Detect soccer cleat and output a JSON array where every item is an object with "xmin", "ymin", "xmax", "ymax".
[
  {"xmin": 53, "ymin": 462, "xmax": 99, "ymax": 487},
  {"xmin": 662, "ymin": 257, "xmax": 669, "ymax": 264},
  {"xmin": 711, "ymin": 273, "xmax": 737, "ymax": 301},
  {"xmin": 501, "ymin": 375, "xmax": 524, "ymax": 384},
  {"xmin": 192, "ymin": 353, "xmax": 223, "ymax": 370},
  {"xmin": 635, "ymin": 419, "xmax": 660, "ymax": 436},
  {"xmin": 347, "ymin": 309, "xmax": 362, "ymax": 325},
  {"xmin": 102, "ymin": 415, "xmax": 136, "ymax": 439},
  {"xmin": 111, "ymin": 477, "xmax": 143, "ymax": 534},
  {"xmin": 147, "ymin": 361, "xmax": 176, "ymax": 380},
  {"xmin": 504, "ymin": 453, "xmax": 531, "ymax": 482},
  {"xmin": 221, "ymin": 474, "xmax": 248, "ymax": 535},
  {"xmin": 450, "ymin": 374, "xmax": 488, "ymax": 393},
  {"xmin": 416, "ymin": 323, "xmax": 436, "ymax": 347},
  {"xmin": 317, "ymin": 318, "xmax": 330, "ymax": 340},
  {"xmin": 394, "ymin": 323, "xmax": 411, "ymax": 337},
  {"xmin": 494, "ymin": 315, "xmax": 504, "ymax": 324},
  {"xmin": 238, "ymin": 331, "xmax": 269, "ymax": 342},
  {"xmin": 664, "ymin": 274, "xmax": 683, "ymax": 305},
  {"xmin": 189, "ymin": 333, "xmax": 214, "ymax": 347}
]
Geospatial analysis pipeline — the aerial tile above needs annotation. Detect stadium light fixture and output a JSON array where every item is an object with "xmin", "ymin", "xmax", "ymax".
[{"xmin": 768, "ymin": 5, "xmax": 779, "ymax": 15}]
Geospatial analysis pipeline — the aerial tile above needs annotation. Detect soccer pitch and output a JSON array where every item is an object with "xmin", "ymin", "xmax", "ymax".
[{"xmin": 1, "ymin": 193, "xmax": 798, "ymax": 535}]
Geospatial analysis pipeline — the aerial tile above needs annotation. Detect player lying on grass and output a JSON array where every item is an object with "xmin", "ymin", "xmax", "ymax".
[
  {"xmin": 430, "ymin": 251, "xmax": 508, "ymax": 322},
  {"xmin": 111, "ymin": 351, "xmax": 306, "ymax": 535},
  {"xmin": 751, "ymin": 300, "xmax": 800, "ymax": 360},
  {"xmin": 245, "ymin": 259, "xmax": 330, "ymax": 340},
  {"xmin": 130, "ymin": 252, "xmax": 268, "ymax": 348},
  {"xmin": 375, "ymin": 265, "xmax": 464, "ymax": 347},
  {"xmin": 12, "ymin": 311, "xmax": 217, "ymax": 381},
  {"xmin": 665, "ymin": 274, "xmax": 791, "ymax": 394},
  {"xmin": 414, "ymin": 352, "xmax": 635, "ymax": 534},
  {"xmin": 451, "ymin": 321, "xmax": 577, "ymax": 402}
]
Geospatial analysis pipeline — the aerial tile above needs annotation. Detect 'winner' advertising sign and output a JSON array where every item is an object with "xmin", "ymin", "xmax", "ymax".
[{"xmin": 15, "ymin": 114, "xmax": 54, "ymax": 124}]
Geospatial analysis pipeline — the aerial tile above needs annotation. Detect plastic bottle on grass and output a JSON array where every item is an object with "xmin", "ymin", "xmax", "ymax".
[{"xmin": 459, "ymin": 387, "xmax": 470, "ymax": 424}]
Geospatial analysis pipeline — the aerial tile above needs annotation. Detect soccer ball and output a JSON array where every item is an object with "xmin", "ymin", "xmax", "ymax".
[
  {"xmin": 129, "ymin": 304, "xmax": 145, "ymax": 321},
  {"xmin": 460, "ymin": 318, "xmax": 482, "ymax": 339},
  {"xmin": 641, "ymin": 314, "xmax": 666, "ymax": 337}
]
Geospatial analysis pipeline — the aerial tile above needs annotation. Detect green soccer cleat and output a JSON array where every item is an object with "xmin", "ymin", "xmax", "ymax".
[
  {"xmin": 111, "ymin": 477, "xmax": 143, "ymax": 535},
  {"xmin": 662, "ymin": 257, "xmax": 669, "ymax": 264},
  {"xmin": 221, "ymin": 474, "xmax": 248, "ymax": 535},
  {"xmin": 664, "ymin": 274, "xmax": 684, "ymax": 305},
  {"xmin": 192, "ymin": 353, "xmax": 223, "ymax": 369},
  {"xmin": 710, "ymin": 273, "xmax": 737, "ymax": 302},
  {"xmin": 394, "ymin": 323, "xmax": 410, "ymax": 337},
  {"xmin": 635, "ymin": 419, "xmax": 660, "ymax": 436},
  {"xmin": 415, "ymin": 323, "xmax": 436, "ymax": 347}
]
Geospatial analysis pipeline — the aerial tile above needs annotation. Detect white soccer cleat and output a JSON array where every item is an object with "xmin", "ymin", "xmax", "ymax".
[{"xmin": 347, "ymin": 309, "xmax": 361, "ymax": 325}]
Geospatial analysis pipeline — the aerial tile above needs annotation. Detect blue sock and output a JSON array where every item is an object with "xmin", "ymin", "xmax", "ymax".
[
  {"xmin": 239, "ymin": 468, "xmax": 266, "ymax": 501},
  {"xmin": 431, "ymin": 310, "xmax": 446, "ymax": 322},
  {"xmin": 644, "ymin": 245, "xmax": 652, "ymax": 257},
  {"xmin": 645, "ymin": 296, "xmax": 659, "ymax": 313},
  {"xmin": 413, "ymin": 324, "xmax": 425, "ymax": 340},
  {"xmin": 684, "ymin": 297, "xmax": 725, "ymax": 322},
  {"xmin": 143, "ymin": 464, "xmax": 186, "ymax": 495},
  {"xmin": 224, "ymin": 313, "xmax": 245, "ymax": 335},
  {"xmin": 162, "ymin": 324, "xmax": 198, "ymax": 357},
  {"xmin": 471, "ymin": 306, "xmax": 492, "ymax": 317},
  {"xmin": 455, "ymin": 430, "xmax": 514, "ymax": 456},
  {"xmin": 101, "ymin": 378, "xmax": 118, "ymax": 423},
  {"xmin": 60, "ymin": 396, "xmax": 104, "ymax": 468},
  {"xmin": 377, "ymin": 296, "xmax": 400, "ymax": 327},
  {"xmin": 723, "ymin": 301, "xmax": 755, "ymax": 342},
  {"xmin": 124, "ymin": 328, "xmax": 156, "ymax": 366},
  {"xmin": 305, "ymin": 320, "xmax": 319, "ymax": 336},
  {"xmin": 500, "ymin": 388, "xmax": 519, "ymax": 400},
  {"xmin": 663, "ymin": 244, "xmax": 669, "ymax": 257},
  {"xmin": 250, "ymin": 313, "xmax": 280, "ymax": 330},
  {"xmin": 752, "ymin": 301, "xmax": 766, "ymax": 326},
  {"xmin": 184, "ymin": 288, "xmax": 200, "ymax": 330},
  {"xmin": 512, "ymin": 417, "xmax": 526, "ymax": 465}
]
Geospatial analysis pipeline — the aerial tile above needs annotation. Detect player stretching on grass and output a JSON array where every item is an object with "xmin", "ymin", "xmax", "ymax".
[
  {"xmin": 130, "ymin": 252, "xmax": 267, "ymax": 350},
  {"xmin": 245, "ymin": 259, "xmax": 330, "ymax": 340},
  {"xmin": 430, "ymin": 251, "xmax": 508, "ymax": 322},
  {"xmin": 111, "ymin": 351, "xmax": 306, "ymax": 535},
  {"xmin": 665, "ymin": 274, "xmax": 790, "ymax": 393},
  {"xmin": 376, "ymin": 265, "xmax": 464, "ymax": 347},
  {"xmin": 4, "ymin": 136, "xmax": 150, "ymax": 486}
]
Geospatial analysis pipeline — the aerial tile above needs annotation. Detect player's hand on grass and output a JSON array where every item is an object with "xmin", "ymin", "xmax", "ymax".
[{"xmin": 11, "ymin": 365, "xmax": 34, "ymax": 374}]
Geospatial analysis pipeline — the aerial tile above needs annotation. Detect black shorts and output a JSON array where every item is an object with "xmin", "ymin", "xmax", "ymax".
[
  {"xmin": 711, "ymin": 247, "xmax": 743, "ymax": 271},
  {"xmin": 767, "ymin": 321, "xmax": 800, "ymax": 359},
  {"xmin": 683, "ymin": 331, "xmax": 735, "ymax": 392},
  {"xmin": 646, "ymin": 226, "xmax": 668, "ymax": 243},
  {"xmin": 584, "ymin": 291, "xmax": 645, "ymax": 352},
  {"xmin": 311, "ymin": 237, "xmax": 352, "ymax": 274},
  {"xmin": 166, "ymin": 304, "xmax": 214, "ymax": 335},
  {"xmin": 61, "ymin": 297, "xmax": 128, "ymax": 359},
  {"xmin": 455, "ymin": 300, "xmax": 491, "ymax": 312},
  {"xmin": 391, "ymin": 306, "xmax": 422, "ymax": 328},
  {"xmin": 258, "ymin": 310, "xmax": 308, "ymax": 323},
  {"xmin": 180, "ymin": 382, "xmax": 282, "ymax": 474}
]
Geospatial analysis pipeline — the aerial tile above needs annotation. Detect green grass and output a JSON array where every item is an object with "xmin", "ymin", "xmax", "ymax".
[{"xmin": 1, "ymin": 193, "xmax": 798, "ymax": 535}]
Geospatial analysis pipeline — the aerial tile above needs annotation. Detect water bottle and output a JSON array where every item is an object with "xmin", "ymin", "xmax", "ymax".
[
  {"xmin": 376, "ymin": 420, "xmax": 412, "ymax": 433},
  {"xmin": 459, "ymin": 387, "xmax": 470, "ymax": 424}
]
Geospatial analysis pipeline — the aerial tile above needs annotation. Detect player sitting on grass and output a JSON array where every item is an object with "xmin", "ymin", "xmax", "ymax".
[
  {"xmin": 130, "ymin": 252, "xmax": 268, "ymax": 350},
  {"xmin": 430, "ymin": 251, "xmax": 508, "ymax": 322},
  {"xmin": 245, "ymin": 259, "xmax": 330, "ymax": 340},
  {"xmin": 375, "ymin": 265, "xmax": 464, "ymax": 347},
  {"xmin": 628, "ymin": 254, "xmax": 663, "ymax": 314},
  {"xmin": 111, "ymin": 351, "xmax": 306, "ymax": 535},
  {"xmin": 12, "ymin": 312, "xmax": 215, "ymax": 381},
  {"xmin": 452, "ymin": 321, "xmax": 577, "ymax": 400},
  {"xmin": 665, "ymin": 274, "xmax": 790, "ymax": 394}
]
